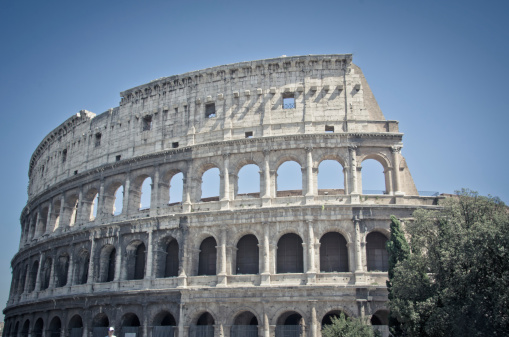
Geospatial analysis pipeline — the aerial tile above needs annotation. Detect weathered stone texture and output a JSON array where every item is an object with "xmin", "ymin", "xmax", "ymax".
[{"xmin": 4, "ymin": 55, "xmax": 439, "ymax": 337}]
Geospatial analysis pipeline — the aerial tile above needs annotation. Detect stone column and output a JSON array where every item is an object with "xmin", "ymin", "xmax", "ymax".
[
  {"xmin": 66, "ymin": 245, "xmax": 74, "ymax": 287},
  {"xmin": 34, "ymin": 252, "xmax": 44, "ymax": 292},
  {"xmin": 260, "ymin": 223, "xmax": 271, "ymax": 285},
  {"xmin": 310, "ymin": 303, "xmax": 318, "ymax": 337},
  {"xmin": 305, "ymin": 148, "xmax": 314, "ymax": 201},
  {"xmin": 114, "ymin": 235, "xmax": 122, "ymax": 282},
  {"xmin": 182, "ymin": 161, "xmax": 193, "ymax": 213},
  {"xmin": 87, "ymin": 234, "xmax": 96, "ymax": 285},
  {"xmin": 217, "ymin": 227, "xmax": 227, "ymax": 286},
  {"xmin": 391, "ymin": 146, "xmax": 403, "ymax": 195},
  {"xmin": 145, "ymin": 228, "xmax": 154, "ymax": 281},
  {"xmin": 349, "ymin": 146, "xmax": 360, "ymax": 203},
  {"xmin": 150, "ymin": 166, "xmax": 160, "ymax": 216},
  {"xmin": 306, "ymin": 220, "xmax": 316, "ymax": 284},
  {"xmin": 262, "ymin": 149, "xmax": 272, "ymax": 206},
  {"xmin": 34, "ymin": 208, "xmax": 42, "ymax": 238},
  {"xmin": 48, "ymin": 251, "xmax": 56, "ymax": 289},
  {"xmin": 122, "ymin": 172, "xmax": 131, "ymax": 216},
  {"xmin": 76, "ymin": 185, "xmax": 84, "ymax": 225},
  {"xmin": 96, "ymin": 179, "xmax": 105, "ymax": 221},
  {"xmin": 221, "ymin": 153, "xmax": 230, "ymax": 210},
  {"xmin": 263, "ymin": 312, "xmax": 270, "ymax": 337},
  {"xmin": 343, "ymin": 166, "xmax": 350, "ymax": 195},
  {"xmin": 58, "ymin": 194, "xmax": 65, "ymax": 230},
  {"xmin": 354, "ymin": 217, "xmax": 366, "ymax": 284}
]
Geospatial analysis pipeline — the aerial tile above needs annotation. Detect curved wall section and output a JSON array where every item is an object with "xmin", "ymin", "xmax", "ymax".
[{"xmin": 6, "ymin": 55, "xmax": 438, "ymax": 337}]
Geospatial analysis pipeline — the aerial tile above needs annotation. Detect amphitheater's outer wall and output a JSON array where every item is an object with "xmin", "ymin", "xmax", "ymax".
[{"xmin": 5, "ymin": 55, "xmax": 439, "ymax": 337}]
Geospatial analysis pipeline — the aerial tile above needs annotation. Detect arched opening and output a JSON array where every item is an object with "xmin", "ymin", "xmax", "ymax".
[
  {"xmin": 322, "ymin": 310, "xmax": 349, "ymax": 326},
  {"xmin": 275, "ymin": 312, "xmax": 303, "ymax": 337},
  {"xmin": 320, "ymin": 232, "xmax": 349, "ymax": 272},
  {"xmin": 361, "ymin": 159, "xmax": 387, "ymax": 195},
  {"xmin": 231, "ymin": 311, "xmax": 258, "ymax": 337},
  {"xmin": 169, "ymin": 172, "xmax": 184, "ymax": 205},
  {"xmin": 99, "ymin": 246, "xmax": 116, "ymax": 282},
  {"xmin": 28, "ymin": 260, "xmax": 39, "ymax": 292},
  {"xmin": 318, "ymin": 160, "xmax": 345, "ymax": 195},
  {"xmin": 113, "ymin": 186, "xmax": 124, "ymax": 215},
  {"xmin": 18, "ymin": 265, "xmax": 27, "ymax": 294},
  {"xmin": 33, "ymin": 318, "xmax": 43, "ymax": 337},
  {"xmin": 237, "ymin": 164, "xmax": 260, "ymax": 197},
  {"xmin": 121, "ymin": 313, "xmax": 140, "ymax": 337},
  {"xmin": 75, "ymin": 251, "xmax": 90, "ymax": 285},
  {"xmin": 236, "ymin": 235, "xmax": 259, "ymax": 275},
  {"xmin": 41, "ymin": 258, "xmax": 52, "ymax": 290},
  {"xmin": 164, "ymin": 239, "xmax": 179, "ymax": 278},
  {"xmin": 276, "ymin": 161, "xmax": 302, "ymax": 196},
  {"xmin": 201, "ymin": 167, "xmax": 220, "ymax": 201},
  {"xmin": 20, "ymin": 320, "xmax": 29, "ymax": 337},
  {"xmin": 53, "ymin": 200, "xmax": 61, "ymax": 231},
  {"xmin": 39, "ymin": 207, "xmax": 48, "ymax": 235},
  {"xmin": 366, "ymin": 232, "xmax": 389, "ymax": 272},
  {"xmin": 55, "ymin": 254, "xmax": 69, "ymax": 287},
  {"xmin": 152, "ymin": 311, "xmax": 176, "ymax": 337},
  {"xmin": 68, "ymin": 196, "xmax": 79, "ymax": 226},
  {"xmin": 13, "ymin": 322, "xmax": 19, "ymax": 337},
  {"xmin": 277, "ymin": 234, "xmax": 303, "ymax": 273},
  {"xmin": 139, "ymin": 177, "xmax": 152, "ymax": 210},
  {"xmin": 371, "ymin": 310, "xmax": 390, "ymax": 337},
  {"xmin": 190, "ymin": 313, "xmax": 214, "ymax": 337},
  {"xmin": 198, "ymin": 237, "xmax": 217, "ymax": 276},
  {"xmin": 91, "ymin": 314, "xmax": 109, "ymax": 337},
  {"xmin": 48, "ymin": 317, "xmax": 61, "ymax": 337},
  {"xmin": 68, "ymin": 315, "xmax": 83, "ymax": 337},
  {"xmin": 126, "ymin": 242, "xmax": 146, "ymax": 280}
]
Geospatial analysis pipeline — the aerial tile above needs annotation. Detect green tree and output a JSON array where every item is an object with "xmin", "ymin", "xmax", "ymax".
[
  {"xmin": 321, "ymin": 313, "xmax": 381, "ymax": 337},
  {"xmin": 389, "ymin": 189, "xmax": 509, "ymax": 336},
  {"xmin": 385, "ymin": 215, "xmax": 410, "ymax": 336}
]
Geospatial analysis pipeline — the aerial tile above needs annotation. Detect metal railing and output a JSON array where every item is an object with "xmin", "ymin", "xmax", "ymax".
[
  {"xmin": 231, "ymin": 325, "xmax": 258, "ymax": 337},
  {"xmin": 189, "ymin": 325, "xmax": 214, "ymax": 337},
  {"xmin": 275, "ymin": 325, "xmax": 303, "ymax": 337},
  {"xmin": 70, "ymin": 328, "xmax": 83, "ymax": 337},
  {"xmin": 152, "ymin": 326, "xmax": 176, "ymax": 337},
  {"xmin": 92, "ymin": 327, "xmax": 109, "ymax": 337},
  {"xmin": 122, "ymin": 326, "xmax": 139, "ymax": 337}
]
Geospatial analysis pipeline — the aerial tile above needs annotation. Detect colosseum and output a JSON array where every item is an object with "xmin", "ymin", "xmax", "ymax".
[{"xmin": 4, "ymin": 54, "xmax": 440, "ymax": 337}]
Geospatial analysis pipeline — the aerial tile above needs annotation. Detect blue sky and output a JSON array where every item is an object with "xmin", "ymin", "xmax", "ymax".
[{"xmin": 1, "ymin": 0, "xmax": 508, "ymax": 315}]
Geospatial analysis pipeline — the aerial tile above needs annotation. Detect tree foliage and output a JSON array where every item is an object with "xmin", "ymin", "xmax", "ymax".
[
  {"xmin": 386, "ymin": 215, "xmax": 410, "ymax": 336},
  {"xmin": 389, "ymin": 189, "xmax": 509, "ymax": 336},
  {"xmin": 321, "ymin": 313, "xmax": 381, "ymax": 337}
]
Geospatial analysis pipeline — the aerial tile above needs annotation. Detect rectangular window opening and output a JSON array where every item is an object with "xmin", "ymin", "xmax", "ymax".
[
  {"xmin": 74, "ymin": 170, "xmax": 78, "ymax": 175},
  {"xmin": 174, "ymin": 107, "xmax": 178, "ymax": 114},
  {"xmin": 172, "ymin": 142, "xmax": 179, "ymax": 148},
  {"xmin": 325, "ymin": 125, "xmax": 334, "ymax": 133},
  {"xmin": 205, "ymin": 103, "xmax": 216, "ymax": 118},
  {"xmin": 62, "ymin": 150, "xmax": 67, "ymax": 163},
  {"xmin": 95, "ymin": 133, "xmax": 101, "ymax": 147},
  {"xmin": 142, "ymin": 115, "xmax": 153, "ymax": 131},
  {"xmin": 116, "ymin": 155, "xmax": 121, "ymax": 162},
  {"xmin": 245, "ymin": 131, "xmax": 253, "ymax": 138},
  {"xmin": 282, "ymin": 93, "xmax": 295, "ymax": 109}
]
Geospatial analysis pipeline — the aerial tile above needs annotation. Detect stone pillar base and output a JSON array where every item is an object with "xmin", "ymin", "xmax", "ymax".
[
  {"xmin": 305, "ymin": 195, "xmax": 314, "ymax": 205},
  {"xmin": 306, "ymin": 272, "xmax": 316, "ymax": 284},
  {"xmin": 177, "ymin": 275, "xmax": 187, "ymax": 288},
  {"xmin": 220, "ymin": 199, "xmax": 230, "ymax": 210},
  {"xmin": 260, "ymin": 272, "xmax": 271, "ymax": 286},
  {"xmin": 262, "ymin": 197, "xmax": 271, "ymax": 207},
  {"xmin": 216, "ymin": 274, "xmax": 228, "ymax": 287},
  {"xmin": 350, "ymin": 194, "xmax": 361, "ymax": 204},
  {"xmin": 354, "ymin": 271, "xmax": 367, "ymax": 285},
  {"xmin": 182, "ymin": 202, "xmax": 192, "ymax": 213}
]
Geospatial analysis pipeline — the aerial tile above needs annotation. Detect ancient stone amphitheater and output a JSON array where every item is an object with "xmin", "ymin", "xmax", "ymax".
[{"xmin": 4, "ymin": 55, "xmax": 440, "ymax": 337}]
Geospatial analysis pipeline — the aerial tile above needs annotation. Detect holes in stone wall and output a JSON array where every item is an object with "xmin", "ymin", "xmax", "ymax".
[
  {"xmin": 282, "ymin": 92, "xmax": 295, "ymax": 109},
  {"xmin": 276, "ymin": 233, "xmax": 303, "ymax": 273},
  {"xmin": 113, "ymin": 186, "xmax": 124, "ymax": 215},
  {"xmin": 318, "ymin": 160, "xmax": 345, "ymax": 194},
  {"xmin": 366, "ymin": 232, "xmax": 389, "ymax": 271},
  {"xmin": 198, "ymin": 237, "xmax": 217, "ymax": 276},
  {"xmin": 276, "ymin": 161, "xmax": 302, "ymax": 195},
  {"xmin": 236, "ymin": 235, "xmax": 259, "ymax": 275},
  {"xmin": 237, "ymin": 164, "xmax": 260, "ymax": 196},
  {"xmin": 142, "ymin": 115, "xmax": 153, "ymax": 131},
  {"xmin": 361, "ymin": 159, "xmax": 386, "ymax": 195},
  {"xmin": 169, "ymin": 172, "xmax": 183, "ymax": 204},
  {"xmin": 205, "ymin": 103, "xmax": 216, "ymax": 118},
  {"xmin": 201, "ymin": 168, "xmax": 220, "ymax": 201},
  {"xmin": 319, "ymin": 232, "xmax": 348, "ymax": 272},
  {"xmin": 139, "ymin": 177, "xmax": 152, "ymax": 210},
  {"xmin": 95, "ymin": 133, "xmax": 102, "ymax": 147}
]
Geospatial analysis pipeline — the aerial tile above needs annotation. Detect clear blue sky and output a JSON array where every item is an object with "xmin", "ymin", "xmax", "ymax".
[{"xmin": 1, "ymin": 0, "xmax": 508, "ymax": 316}]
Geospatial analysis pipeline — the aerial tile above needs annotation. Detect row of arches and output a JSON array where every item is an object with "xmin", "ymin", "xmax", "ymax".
[
  {"xmin": 11, "ymin": 231, "xmax": 388, "ymax": 296},
  {"xmin": 4, "ymin": 309, "xmax": 388, "ymax": 337},
  {"xmin": 22, "ymin": 155, "xmax": 393, "ymax": 244}
]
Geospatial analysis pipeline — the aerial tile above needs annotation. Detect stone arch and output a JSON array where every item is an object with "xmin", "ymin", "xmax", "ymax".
[
  {"xmin": 200, "ymin": 163, "xmax": 221, "ymax": 201},
  {"xmin": 152, "ymin": 310, "xmax": 177, "ymax": 326},
  {"xmin": 82, "ymin": 185, "xmax": 100, "ymax": 222},
  {"xmin": 51, "ymin": 199, "xmax": 62, "ymax": 231},
  {"xmin": 129, "ymin": 172, "xmax": 153, "ymax": 211},
  {"xmin": 20, "ymin": 320, "xmax": 29, "ymax": 337},
  {"xmin": 33, "ymin": 318, "xmax": 43, "ymax": 337},
  {"xmin": 235, "ymin": 162, "xmax": 261, "ymax": 197},
  {"xmin": 27, "ymin": 260, "xmax": 39, "ymax": 292},
  {"xmin": 371, "ymin": 309, "xmax": 389, "ymax": 325},
  {"xmin": 68, "ymin": 315, "xmax": 83, "ymax": 337},
  {"xmin": 276, "ymin": 233, "xmax": 303, "ymax": 273},
  {"xmin": 317, "ymin": 157, "xmax": 346, "ymax": 194},
  {"xmin": 198, "ymin": 237, "xmax": 217, "ymax": 276},
  {"xmin": 40, "ymin": 257, "xmax": 52, "ymax": 290},
  {"xmin": 320, "ymin": 232, "xmax": 349, "ymax": 272},
  {"xmin": 99, "ymin": 244, "xmax": 116, "ymax": 282},
  {"xmin": 321, "ymin": 310, "xmax": 350, "ymax": 326},
  {"xmin": 120, "ymin": 312, "xmax": 141, "ymax": 327},
  {"xmin": 235, "ymin": 234, "xmax": 259, "ymax": 275},
  {"xmin": 161, "ymin": 167, "xmax": 186, "ymax": 205},
  {"xmin": 124, "ymin": 240, "xmax": 146, "ymax": 280},
  {"xmin": 274, "ymin": 310, "xmax": 305, "ymax": 336},
  {"xmin": 104, "ymin": 180, "xmax": 124, "ymax": 216},
  {"xmin": 275, "ymin": 158, "xmax": 303, "ymax": 196},
  {"xmin": 74, "ymin": 249, "xmax": 90, "ymax": 285},
  {"xmin": 231, "ymin": 311, "xmax": 259, "ymax": 337},
  {"xmin": 189, "ymin": 312, "xmax": 215, "ymax": 337},
  {"xmin": 38, "ymin": 206, "xmax": 49, "ymax": 236},
  {"xmin": 366, "ymin": 231, "xmax": 389, "ymax": 272},
  {"xmin": 92, "ymin": 313, "xmax": 109, "ymax": 327},
  {"xmin": 55, "ymin": 253, "xmax": 70, "ymax": 287},
  {"xmin": 360, "ymin": 152, "xmax": 392, "ymax": 195},
  {"xmin": 48, "ymin": 316, "xmax": 62, "ymax": 337},
  {"xmin": 65, "ymin": 193, "xmax": 80, "ymax": 227}
]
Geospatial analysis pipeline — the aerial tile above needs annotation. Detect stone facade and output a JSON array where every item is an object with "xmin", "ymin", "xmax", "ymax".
[{"xmin": 4, "ymin": 55, "xmax": 440, "ymax": 337}]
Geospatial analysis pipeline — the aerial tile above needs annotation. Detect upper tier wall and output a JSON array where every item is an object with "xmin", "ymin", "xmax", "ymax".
[{"xmin": 27, "ymin": 54, "xmax": 397, "ymax": 199}]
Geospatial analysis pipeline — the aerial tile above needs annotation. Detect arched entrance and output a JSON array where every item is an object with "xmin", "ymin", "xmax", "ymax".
[
  {"xmin": 189, "ymin": 312, "xmax": 214, "ymax": 337},
  {"xmin": 275, "ymin": 311, "xmax": 303, "ymax": 337},
  {"xmin": 231, "ymin": 311, "xmax": 258, "ymax": 337},
  {"xmin": 152, "ymin": 311, "xmax": 177, "ymax": 337}
]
